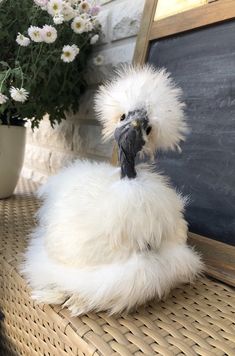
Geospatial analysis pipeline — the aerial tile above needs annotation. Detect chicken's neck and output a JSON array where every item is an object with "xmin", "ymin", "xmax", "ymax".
[{"xmin": 119, "ymin": 150, "xmax": 137, "ymax": 179}]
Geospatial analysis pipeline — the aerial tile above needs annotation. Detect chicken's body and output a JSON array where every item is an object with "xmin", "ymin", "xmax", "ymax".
[{"xmin": 22, "ymin": 66, "xmax": 203, "ymax": 315}]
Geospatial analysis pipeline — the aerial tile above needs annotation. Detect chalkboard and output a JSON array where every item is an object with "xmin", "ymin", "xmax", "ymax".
[{"xmin": 148, "ymin": 19, "xmax": 235, "ymax": 246}]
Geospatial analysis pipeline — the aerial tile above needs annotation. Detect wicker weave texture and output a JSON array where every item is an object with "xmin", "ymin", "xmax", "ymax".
[{"xmin": 0, "ymin": 178, "xmax": 234, "ymax": 356}]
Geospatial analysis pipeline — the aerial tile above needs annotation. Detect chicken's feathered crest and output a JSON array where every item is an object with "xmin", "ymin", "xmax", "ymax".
[{"xmin": 94, "ymin": 65, "xmax": 188, "ymax": 155}]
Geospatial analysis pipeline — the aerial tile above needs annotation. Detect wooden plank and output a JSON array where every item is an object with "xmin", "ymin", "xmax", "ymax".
[
  {"xmin": 154, "ymin": 0, "xmax": 209, "ymax": 21},
  {"xmin": 150, "ymin": 0, "xmax": 235, "ymax": 40},
  {"xmin": 133, "ymin": 0, "xmax": 159, "ymax": 65},
  {"xmin": 188, "ymin": 232, "xmax": 235, "ymax": 287}
]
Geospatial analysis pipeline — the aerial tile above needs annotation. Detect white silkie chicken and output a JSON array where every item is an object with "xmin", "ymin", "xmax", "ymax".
[{"xmin": 22, "ymin": 66, "xmax": 203, "ymax": 315}]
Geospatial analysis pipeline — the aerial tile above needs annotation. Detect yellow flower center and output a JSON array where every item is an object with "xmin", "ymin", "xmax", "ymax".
[
  {"xmin": 76, "ymin": 22, "xmax": 81, "ymax": 29},
  {"xmin": 64, "ymin": 51, "xmax": 71, "ymax": 57},
  {"xmin": 53, "ymin": 4, "xmax": 58, "ymax": 10},
  {"xmin": 47, "ymin": 32, "xmax": 52, "ymax": 37}
]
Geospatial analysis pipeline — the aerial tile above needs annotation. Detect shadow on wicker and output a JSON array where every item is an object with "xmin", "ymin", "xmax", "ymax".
[{"xmin": 0, "ymin": 178, "xmax": 234, "ymax": 356}]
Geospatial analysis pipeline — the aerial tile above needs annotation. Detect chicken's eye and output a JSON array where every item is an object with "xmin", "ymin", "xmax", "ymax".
[{"xmin": 120, "ymin": 114, "xmax": 126, "ymax": 121}]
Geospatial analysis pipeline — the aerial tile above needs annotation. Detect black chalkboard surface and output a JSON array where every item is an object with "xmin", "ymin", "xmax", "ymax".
[{"xmin": 148, "ymin": 20, "xmax": 235, "ymax": 246}]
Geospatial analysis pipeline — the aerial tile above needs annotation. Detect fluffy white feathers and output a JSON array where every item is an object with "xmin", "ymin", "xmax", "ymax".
[
  {"xmin": 95, "ymin": 65, "xmax": 188, "ymax": 155},
  {"xmin": 21, "ymin": 66, "xmax": 203, "ymax": 315},
  {"xmin": 21, "ymin": 160, "xmax": 203, "ymax": 315},
  {"xmin": 32, "ymin": 161, "xmax": 188, "ymax": 267}
]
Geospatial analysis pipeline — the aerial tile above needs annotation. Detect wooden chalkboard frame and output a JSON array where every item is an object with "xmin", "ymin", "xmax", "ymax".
[{"xmin": 132, "ymin": 0, "xmax": 235, "ymax": 286}]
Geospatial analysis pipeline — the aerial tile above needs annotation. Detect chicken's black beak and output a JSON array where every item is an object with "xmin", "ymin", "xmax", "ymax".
[{"xmin": 114, "ymin": 109, "xmax": 151, "ymax": 179}]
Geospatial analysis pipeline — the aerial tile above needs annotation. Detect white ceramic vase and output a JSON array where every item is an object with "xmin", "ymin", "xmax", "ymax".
[{"xmin": 0, "ymin": 125, "xmax": 26, "ymax": 199}]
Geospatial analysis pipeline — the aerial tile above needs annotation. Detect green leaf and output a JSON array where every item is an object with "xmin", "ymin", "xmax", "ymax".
[{"xmin": 0, "ymin": 61, "xmax": 9, "ymax": 68}]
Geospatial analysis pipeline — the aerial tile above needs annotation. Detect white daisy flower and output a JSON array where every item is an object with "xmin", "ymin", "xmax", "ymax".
[
  {"xmin": 72, "ymin": 44, "xmax": 80, "ymax": 56},
  {"xmin": 41, "ymin": 25, "xmax": 57, "ymax": 43},
  {"xmin": 16, "ymin": 33, "xmax": 30, "ymax": 47},
  {"xmin": 10, "ymin": 87, "xmax": 29, "ymax": 103},
  {"xmin": 53, "ymin": 14, "xmax": 64, "ymax": 24},
  {"xmin": 93, "ymin": 54, "xmax": 104, "ymax": 66},
  {"xmin": 47, "ymin": 0, "xmax": 63, "ymax": 16},
  {"xmin": 84, "ymin": 20, "xmax": 93, "ymax": 32},
  {"xmin": 34, "ymin": 0, "xmax": 48, "ymax": 8},
  {"xmin": 0, "ymin": 93, "xmax": 8, "ymax": 105},
  {"xmin": 28, "ymin": 26, "xmax": 43, "ymax": 42},
  {"xmin": 71, "ymin": 16, "xmax": 86, "ymax": 34},
  {"xmin": 62, "ymin": 3, "xmax": 75, "ymax": 21},
  {"xmin": 90, "ymin": 34, "xmax": 99, "ymax": 45},
  {"xmin": 80, "ymin": 13, "xmax": 89, "ymax": 20},
  {"xmin": 79, "ymin": 1, "xmax": 90, "ymax": 13},
  {"xmin": 61, "ymin": 45, "xmax": 77, "ymax": 63}
]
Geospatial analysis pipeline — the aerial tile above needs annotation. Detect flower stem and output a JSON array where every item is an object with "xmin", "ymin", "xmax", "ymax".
[{"xmin": 0, "ymin": 69, "xmax": 11, "ymax": 92}]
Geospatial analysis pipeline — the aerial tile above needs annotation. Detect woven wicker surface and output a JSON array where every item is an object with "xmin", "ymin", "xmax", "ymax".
[{"xmin": 0, "ymin": 178, "xmax": 234, "ymax": 356}]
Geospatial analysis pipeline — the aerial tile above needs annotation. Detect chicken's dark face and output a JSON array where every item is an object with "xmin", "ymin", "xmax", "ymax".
[{"xmin": 114, "ymin": 109, "xmax": 152, "ymax": 179}]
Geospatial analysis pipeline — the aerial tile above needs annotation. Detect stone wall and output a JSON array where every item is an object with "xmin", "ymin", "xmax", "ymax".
[{"xmin": 22, "ymin": 0, "xmax": 145, "ymax": 183}]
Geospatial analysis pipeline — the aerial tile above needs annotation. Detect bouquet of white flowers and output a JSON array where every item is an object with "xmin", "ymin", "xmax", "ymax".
[{"xmin": 0, "ymin": 0, "xmax": 101, "ymax": 127}]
